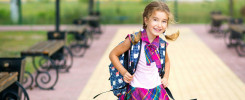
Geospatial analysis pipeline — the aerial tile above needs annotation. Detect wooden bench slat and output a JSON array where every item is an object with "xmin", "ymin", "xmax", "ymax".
[
  {"xmin": 0, "ymin": 72, "xmax": 8, "ymax": 78},
  {"xmin": 0, "ymin": 72, "xmax": 9, "ymax": 84},
  {"xmin": 212, "ymin": 15, "xmax": 230, "ymax": 21},
  {"xmin": 0, "ymin": 72, "xmax": 18, "ymax": 92},
  {"xmin": 21, "ymin": 40, "xmax": 64, "ymax": 56},
  {"xmin": 45, "ymin": 41, "xmax": 64, "ymax": 56},
  {"xmin": 25, "ymin": 41, "xmax": 46, "ymax": 52},
  {"xmin": 230, "ymin": 24, "xmax": 245, "ymax": 34},
  {"xmin": 66, "ymin": 25, "xmax": 88, "ymax": 34},
  {"xmin": 82, "ymin": 16, "xmax": 99, "ymax": 21},
  {"xmin": 37, "ymin": 41, "xmax": 57, "ymax": 53}
]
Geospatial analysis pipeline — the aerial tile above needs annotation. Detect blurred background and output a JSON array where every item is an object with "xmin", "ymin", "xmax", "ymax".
[{"xmin": 1, "ymin": 0, "xmax": 245, "ymax": 100}]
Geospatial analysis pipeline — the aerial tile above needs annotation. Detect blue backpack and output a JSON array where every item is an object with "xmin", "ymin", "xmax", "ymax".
[
  {"xmin": 94, "ymin": 33, "xmax": 174, "ymax": 99},
  {"xmin": 108, "ymin": 37, "xmax": 167, "ymax": 97}
]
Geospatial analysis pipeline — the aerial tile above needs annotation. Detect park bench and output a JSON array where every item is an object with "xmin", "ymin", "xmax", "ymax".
[
  {"xmin": 82, "ymin": 11, "xmax": 102, "ymax": 34},
  {"xmin": 74, "ymin": 16, "xmax": 100, "ymax": 32},
  {"xmin": 224, "ymin": 18, "xmax": 245, "ymax": 56},
  {"xmin": 21, "ymin": 31, "xmax": 73, "ymax": 90},
  {"xmin": 228, "ymin": 24, "xmax": 245, "ymax": 56},
  {"xmin": 0, "ymin": 58, "xmax": 29, "ymax": 100},
  {"xmin": 66, "ymin": 25, "xmax": 91, "ymax": 57},
  {"xmin": 21, "ymin": 40, "xmax": 64, "ymax": 89},
  {"xmin": 74, "ymin": 16, "xmax": 101, "ymax": 34},
  {"xmin": 87, "ymin": 16, "xmax": 100, "ymax": 33},
  {"xmin": 47, "ymin": 31, "xmax": 73, "ymax": 71},
  {"xmin": 21, "ymin": 40, "xmax": 65, "ymax": 90},
  {"xmin": 209, "ymin": 11, "xmax": 230, "ymax": 34},
  {"xmin": 73, "ymin": 19, "xmax": 87, "ymax": 25}
]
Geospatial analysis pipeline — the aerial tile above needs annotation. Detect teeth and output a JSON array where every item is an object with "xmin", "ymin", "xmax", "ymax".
[{"xmin": 154, "ymin": 28, "xmax": 161, "ymax": 32}]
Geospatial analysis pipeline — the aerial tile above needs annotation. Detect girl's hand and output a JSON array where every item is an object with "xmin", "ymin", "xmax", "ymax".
[
  {"xmin": 123, "ymin": 72, "xmax": 133, "ymax": 83},
  {"xmin": 161, "ymin": 77, "xmax": 168, "ymax": 88}
]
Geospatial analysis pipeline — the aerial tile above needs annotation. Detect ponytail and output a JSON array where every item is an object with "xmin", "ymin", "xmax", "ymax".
[{"xmin": 131, "ymin": 31, "xmax": 142, "ymax": 45}]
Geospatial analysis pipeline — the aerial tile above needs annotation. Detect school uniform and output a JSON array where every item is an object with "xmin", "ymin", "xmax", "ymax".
[{"xmin": 119, "ymin": 29, "xmax": 169, "ymax": 100}]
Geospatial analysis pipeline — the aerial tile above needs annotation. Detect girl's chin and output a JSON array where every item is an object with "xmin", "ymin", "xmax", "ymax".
[
  {"xmin": 153, "ymin": 30, "xmax": 163, "ymax": 34},
  {"xmin": 153, "ymin": 31, "xmax": 163, "ymax": 35},
  {"xmin": 152, "ymin": 33, "xmax": 161, "ymax": 36}
]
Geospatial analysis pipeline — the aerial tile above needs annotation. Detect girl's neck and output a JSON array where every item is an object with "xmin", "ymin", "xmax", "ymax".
[{"xmin": 146, "ymin": 29, "xmax": 156, "ymax": 43}]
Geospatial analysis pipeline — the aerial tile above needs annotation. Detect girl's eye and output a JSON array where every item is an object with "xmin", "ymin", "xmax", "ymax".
[
  {"xmin": 162, "ymin": 21, "xmax": 167, "ymax": 23},
  {"xmin": 153, "ymin": 19, "xmax": 157, "ymax": 21}
]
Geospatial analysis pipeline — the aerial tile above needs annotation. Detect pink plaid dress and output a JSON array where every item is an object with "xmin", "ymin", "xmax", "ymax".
[{"xmin": 119, "ymin": 85, "xmax": 169, "ymax": 100}]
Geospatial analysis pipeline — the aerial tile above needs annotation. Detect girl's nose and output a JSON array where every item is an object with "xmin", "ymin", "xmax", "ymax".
[{"xmin": 157, "ymin": 22, "xmax": 162, "ymax": 27}]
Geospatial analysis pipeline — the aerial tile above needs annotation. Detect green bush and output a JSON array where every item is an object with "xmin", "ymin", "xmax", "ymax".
[{"xmin": 0, "ymin": 9, "xmax": 11, "ymax": 24}]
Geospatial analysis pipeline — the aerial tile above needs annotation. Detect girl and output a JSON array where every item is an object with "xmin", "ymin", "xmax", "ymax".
[{"xmin": 109, "ymin": 1, "xmax": 179, "ymax": 100}]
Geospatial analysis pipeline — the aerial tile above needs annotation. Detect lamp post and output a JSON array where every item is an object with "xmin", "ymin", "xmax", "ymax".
[
  {"xmin": 89, "ymin": 0, "xmax": 94, "ymax": 15},
  {"xmin": 96, "ymin": 0, "xmax": 100, "ymax": 12},
  {"xmin": 229, "ymin": 0, "xmax": 234, "ymax": 17},
  {"xmin": 55, "ymin": 0, "xmax": 60, "ymax": 31},
  {"xmin": 17, "ymin": 0, "xmax": 22, "ymax": 24}
]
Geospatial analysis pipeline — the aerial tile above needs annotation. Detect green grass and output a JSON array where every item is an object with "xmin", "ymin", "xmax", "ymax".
[{"xmin": 0, "ymin": 31, "xmax": 46, "ymax": 72}]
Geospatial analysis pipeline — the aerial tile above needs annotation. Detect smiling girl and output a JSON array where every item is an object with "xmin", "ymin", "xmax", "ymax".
[{"xmin": 109, "ymin": 1, "xmax": 179, "ymax": 99}]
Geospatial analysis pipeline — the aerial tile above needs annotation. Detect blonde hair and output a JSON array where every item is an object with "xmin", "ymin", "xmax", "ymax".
[{"xmin": 131, "ymin": 1, "xmax": 179, "ymax": 45}]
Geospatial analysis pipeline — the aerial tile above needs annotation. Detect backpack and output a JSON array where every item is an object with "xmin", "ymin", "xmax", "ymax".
[
  {"xmin": 94, "ymin": 33, "xmax": 175, "ymax": 99},
  {"xmin": 109, "ymin": 33, "xmax": 168, "ymax": 96}
]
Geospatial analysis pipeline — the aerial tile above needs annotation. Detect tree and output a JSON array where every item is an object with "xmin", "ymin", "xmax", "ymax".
[{"xmin": 229, "ymin": 0, "xmax": 234, "ymax": 17}]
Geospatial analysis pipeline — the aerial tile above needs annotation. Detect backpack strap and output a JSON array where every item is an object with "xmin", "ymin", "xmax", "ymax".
[
  {"xmin": 159, "ymin": 40, "xmax": 175, "ymax": 100},
  {"xmin": 159, "ymin": 39, "xmax": 166, "ymax": 78},
  {"xmin": 124, "ymin": 50, "xmax": 130, "ymax": 74},
  {"xmin": 129, "ymin": 39, "xmax": 142, "ymax": 75},
  {"xmin": 165, "ymin": 87, "xmax": 175, "ymax": 100},
  {"xmin": 93, "ymin": 85, "xmax": 127, "ymax": 99}
]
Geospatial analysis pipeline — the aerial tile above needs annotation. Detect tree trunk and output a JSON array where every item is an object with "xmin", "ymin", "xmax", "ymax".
[
  {"xmin": 10, "ymin": 0, "xmax": 19, "ymax": 24},
  {"xmin": 89, "ymin": 0, "xmax": 94, "ymax": 15},
  {"xmin": 229, "ymin": 0, "xmax": 233, "ymax": 17}
]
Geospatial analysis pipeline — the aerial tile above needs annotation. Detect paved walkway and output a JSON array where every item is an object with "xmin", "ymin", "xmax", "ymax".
[{"xmin": 78, "ymin": 25, "xmax": 245, "ymax": 100}]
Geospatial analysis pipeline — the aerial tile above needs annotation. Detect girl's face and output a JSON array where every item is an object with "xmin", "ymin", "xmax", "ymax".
[{"xmin": 144, "ymin": 10, "xmax": 168, "ymax": 37}]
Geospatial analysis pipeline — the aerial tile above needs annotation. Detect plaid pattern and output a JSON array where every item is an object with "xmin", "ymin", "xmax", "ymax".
[
  {"xmin": 118, "ymin": 85, "xmax": 169, "ymax": 100},
  {"xmin": 141, "ymin": 29, "xmax": 161, "ymax": 69},
  {"xmin": 129, "ymin": 32, "xmax": 167, "ymax": 75}
]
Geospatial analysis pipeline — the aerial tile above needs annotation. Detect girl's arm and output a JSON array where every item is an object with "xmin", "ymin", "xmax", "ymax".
[
  {"xmin": 109, "ymin": 37, "xmax": 132, "ymax": 83},
  {"xmin": 162, "ymin": 48, "xmax": 170, "ymax": 88},
  {"xmin": 164, "ymin": 49, "xmax": 170, "ymax": 80}
]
